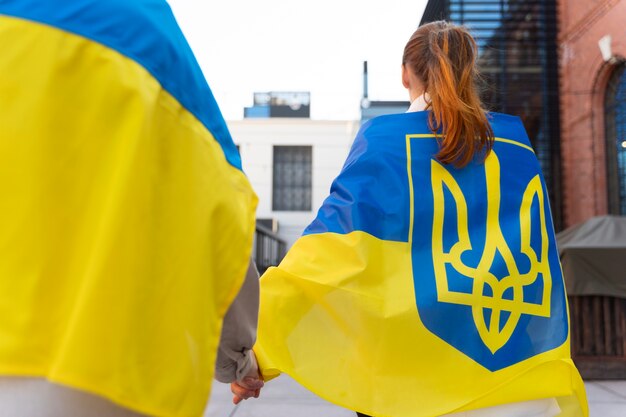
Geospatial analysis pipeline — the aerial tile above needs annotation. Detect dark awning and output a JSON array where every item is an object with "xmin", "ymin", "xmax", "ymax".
[{"xmin": 556, "ymin": 216, "xmax": 626, "ymax": 298}]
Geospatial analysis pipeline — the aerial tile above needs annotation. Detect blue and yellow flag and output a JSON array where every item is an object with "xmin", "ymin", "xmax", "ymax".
[
  {"xmin": 0, "ymin": 1, "xmax": 257, "ymax": 416},
  {"xmin": 255, "ymin": 112, "xmax": 587, "ymax": 417}
]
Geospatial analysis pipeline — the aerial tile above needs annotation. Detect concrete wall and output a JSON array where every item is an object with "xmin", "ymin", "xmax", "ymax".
[
  {"xmin": 229, "ymin": 119, "xmax": 360, "ymax": 247},
  {"xmin": 558, "ymin": 0, "xmax": 626, "ymax": 226}
]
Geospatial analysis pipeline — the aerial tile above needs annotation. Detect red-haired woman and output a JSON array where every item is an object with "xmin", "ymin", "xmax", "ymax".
[{"xmin": 237, "ymin": 20, "xmax": 586, "ymax": 417}]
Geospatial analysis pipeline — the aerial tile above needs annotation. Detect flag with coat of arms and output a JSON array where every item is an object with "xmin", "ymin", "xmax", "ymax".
[{"xmin": 255, "ymin": 111, "xmax": 588, "ymax": 417}]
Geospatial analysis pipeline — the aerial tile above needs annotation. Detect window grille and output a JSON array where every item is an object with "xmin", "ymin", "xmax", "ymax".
[{"xmin": 272, "ymin": 146, "xmax": 312, "ymax": 211}]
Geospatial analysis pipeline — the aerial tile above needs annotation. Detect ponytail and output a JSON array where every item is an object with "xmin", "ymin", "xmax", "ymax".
[{"xmin": 403, "ymin": 21, "xmax": 493, "ymax": 168}]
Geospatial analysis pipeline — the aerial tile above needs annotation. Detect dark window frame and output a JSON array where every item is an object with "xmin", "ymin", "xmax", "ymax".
[{"xmin": 605, "ymin": 63, "xmax": 626, "ymax": 215}]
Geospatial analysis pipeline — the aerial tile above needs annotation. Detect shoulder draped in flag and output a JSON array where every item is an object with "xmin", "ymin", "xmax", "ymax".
[
  {"xmin": 255, "ymin": 111, "xmax": 587, "ymax": 417},
  {"xmin": 0, "ymin": 1, "xmax": 257, "ymax": 416}
]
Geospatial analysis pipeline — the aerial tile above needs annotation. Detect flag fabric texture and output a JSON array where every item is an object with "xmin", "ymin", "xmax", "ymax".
[
  {"xmin": 0, "ymin": 1, "xmax": 257, "ymax": 417},
  {"xmin": 255, "ymin": 111, "xmax": 587, "ymax": 417}
]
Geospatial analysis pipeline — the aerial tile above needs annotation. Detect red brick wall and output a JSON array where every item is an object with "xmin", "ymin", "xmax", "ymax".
[{"xmin": 558, "ymin": 0, "xmax": 626, "ymax": 227}]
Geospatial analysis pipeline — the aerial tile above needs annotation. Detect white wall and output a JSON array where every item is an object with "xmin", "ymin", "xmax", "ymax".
[{"xmin": 229, "ymin": 119, "xmax": 359, "ymax": 247}]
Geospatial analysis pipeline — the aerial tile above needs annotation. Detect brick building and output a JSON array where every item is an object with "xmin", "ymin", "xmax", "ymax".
[{"xmin": 559, "ymin": 0, "xmax": 626, "ymax": 226}]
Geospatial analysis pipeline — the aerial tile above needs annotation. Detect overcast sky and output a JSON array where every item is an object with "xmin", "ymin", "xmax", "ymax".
[{"xmin": 167, "ymin": 0, "xmax": 428, "ymax": 120}]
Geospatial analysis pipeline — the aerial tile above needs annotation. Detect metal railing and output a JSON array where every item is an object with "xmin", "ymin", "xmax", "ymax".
[{"xmin": 253, "ymin": 223, "xmax": 287, "ymax": 274}]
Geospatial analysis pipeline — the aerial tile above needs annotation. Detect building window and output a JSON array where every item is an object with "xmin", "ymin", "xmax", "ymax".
[
  {"xmin": 605, "ymin": 64, "xmax": 626, "ymax": 215},
  {"xmin": 272, "ymin": 146, "xmax": 312, "ymax": 211}
]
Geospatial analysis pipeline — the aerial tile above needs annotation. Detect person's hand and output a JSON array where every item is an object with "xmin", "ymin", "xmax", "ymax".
[
  {"xmin": 230, "ymin": 375, "xmax": 263, "ymax": 404},
  {"xmin": 230, "ymin": 351, "xmax": 264, "ymax": 404}
]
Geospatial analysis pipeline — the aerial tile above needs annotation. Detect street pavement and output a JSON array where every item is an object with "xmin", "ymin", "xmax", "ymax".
[
  {"xmin": 205, "ymin": 375, "xmax": 626, "ymax": 417},
  {"xmin": 584, "ymin": 380, "xmax": 626, "ymax": 417}
]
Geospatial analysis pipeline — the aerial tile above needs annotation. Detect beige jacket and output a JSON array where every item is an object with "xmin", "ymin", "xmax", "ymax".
[{"xmin": 214, "ymin": 259, "xmax": 260, "ymax": 383}]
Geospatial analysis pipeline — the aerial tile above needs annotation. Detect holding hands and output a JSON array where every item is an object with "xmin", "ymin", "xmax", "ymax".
[{"xmin": 230, "ymin": 350, "xmax": 264, "ymax": 404}]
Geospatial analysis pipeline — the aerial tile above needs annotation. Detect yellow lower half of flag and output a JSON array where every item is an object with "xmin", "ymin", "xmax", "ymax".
[
  {"xmin": 255, "ymin": 231, "xmax": 587, "ymax": 417},
  {"xmin": 0, "ymin": 16, "xmax": 257, "ymax": 417}
]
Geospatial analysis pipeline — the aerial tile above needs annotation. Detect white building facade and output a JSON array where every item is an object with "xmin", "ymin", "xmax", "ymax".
[{"xmin": 230, "ymin": 119, "xmax": 360, "ymax": 248}]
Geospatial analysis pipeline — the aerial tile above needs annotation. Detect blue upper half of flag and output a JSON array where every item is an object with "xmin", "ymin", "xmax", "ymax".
[{"xmin": 0, "ymin": 0, "xmax": 242, "ymax": 171}]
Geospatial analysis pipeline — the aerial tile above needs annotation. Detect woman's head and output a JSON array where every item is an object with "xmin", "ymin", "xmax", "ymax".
[{"xmin": 402, "ymin": 21, "xmax": 493, "ymax": 168}]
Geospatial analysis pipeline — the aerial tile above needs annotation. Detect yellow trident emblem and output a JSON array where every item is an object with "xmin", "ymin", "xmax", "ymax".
[{"xmin": 430, "ymin": 152, "xmax": 552, "ymax": 353}]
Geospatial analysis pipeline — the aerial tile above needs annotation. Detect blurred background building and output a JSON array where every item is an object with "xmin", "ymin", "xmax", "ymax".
[
  {"xmin": 236, "ymin": 92, "xmax": 359, "ymax": 252},
  {"xmin": 244, "ymin": 91, "xmax": 311, "ymax": 119},
  {"xmin": 558, "ymin": 0, "xmax": 626, "ymax": 226},
  {"xmin": 557, "ymin": 0, "xmax": 626, "ymax": 380}
]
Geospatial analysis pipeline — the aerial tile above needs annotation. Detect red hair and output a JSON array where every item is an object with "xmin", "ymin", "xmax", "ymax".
[{"xmin": 403, "ymin": 21, "xmax": 494, "ymax": 167}]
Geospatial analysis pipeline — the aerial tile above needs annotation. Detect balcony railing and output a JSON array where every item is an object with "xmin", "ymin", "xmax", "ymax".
[{"xmin": 253, "ymin": 223, "xmax": 287, "ymax": 274}]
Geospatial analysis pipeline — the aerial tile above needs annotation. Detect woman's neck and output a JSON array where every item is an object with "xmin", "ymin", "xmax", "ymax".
[{"xmin": 407, "ymin": 93, "xmax": 431, "ymax": 113}]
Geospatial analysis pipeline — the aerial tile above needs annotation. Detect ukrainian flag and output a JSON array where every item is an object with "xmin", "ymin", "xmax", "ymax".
[
  {"xmin": 255, "ymin": 112, "xmax": 587, "ymax": 417},
  {"xmin": 0, "ymin": 1, "xmax": 256, "ymax": 416}
]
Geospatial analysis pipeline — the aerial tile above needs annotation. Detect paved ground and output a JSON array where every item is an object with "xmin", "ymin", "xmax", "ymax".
[
  {"xmin": 205, "ymin": 375, "xmax": 352, "ymax": 417},
  {"xmin": 205, "ymin": 375, "xmax": 626, "ymax": 417},
  {"xmin": 584, "ymin": 380, "xmax": 626, "ymax": 417}
]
